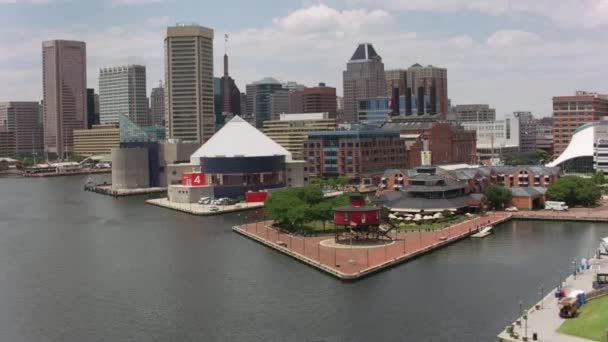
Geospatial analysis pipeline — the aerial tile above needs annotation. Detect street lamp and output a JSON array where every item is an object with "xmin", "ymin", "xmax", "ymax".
[
  {"xmin": 573, "ymin": 259, "xmax": 577, "ymax": 280},
  {"xmin": 539, "ymin": 284, "xmax": 544, "ymax": 309}
]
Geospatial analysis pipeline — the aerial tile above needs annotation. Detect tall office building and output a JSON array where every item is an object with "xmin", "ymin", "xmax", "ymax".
[
  {"xmin": 99, "ymin": 65, "xmax": 148, "ymax": 126},
  {"xmin": 150, "ymin": 82, "xmax": 164, "ymax": 126},
  {"xmin": 289, "ymin": 83, "xmax": 337, "ymax": 118},
  {"xmin": 0, "ymin": 101, "xmax": 43, "ymax": 154},
  {"xmin": 245, "ymin": 83, "xmax": 257, "ymax": 116},
  {"xmin": 453, "ymin": 104, "xmax": 496, "ymax": 122},
  {"xmin": 86, "ymin": 89, "xmax": 99, "ymax": 128},
  {"xmin": 514, "ymin": 111, "xmax": 537, "ymax": 153},
  {"xmin": 164, "ymin": 24, "xmax": 214, "ymax": 143},
  {"xmin": 216, "ymin": 52, "xmax": 242, "ymax": 128},
  {"xmin": 269, "ymin": 89, "xmax": 289, "ymax": 121},
  {"xmin": 254, "ymin": 77, "xmax": 284, "ymax": 128},
  {"xmin": 42, "ymin": 40, "xmax": 87, "ymax": 158},
  {"xmin": 385, "ymin": 69, "xmax": 407, "ymax": 97},
  {"xmin": 406, "ymin": 63, "xmax": 448, "ymax": 118},
  {"xmin": 342, "ymin": 43, "xmax": 386, "ymax": 123},
  {"xmin": 552, "ymin": 91, "xmax": 608, "ymax": 158}
]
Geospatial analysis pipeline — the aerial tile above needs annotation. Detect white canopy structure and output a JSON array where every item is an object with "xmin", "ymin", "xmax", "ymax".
[
  {"xmin": 547, "ymin": 123, "xmax": 594, "ymax": 168},
  {"xmin": 190, "ymin": 116, "xmax": 291, "ymax": 164}
]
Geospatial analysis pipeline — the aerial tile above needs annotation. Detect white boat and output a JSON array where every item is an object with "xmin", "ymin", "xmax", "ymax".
[{"xmin": 472, "ymin": 225, "xmax": 493, "ymax": 238}]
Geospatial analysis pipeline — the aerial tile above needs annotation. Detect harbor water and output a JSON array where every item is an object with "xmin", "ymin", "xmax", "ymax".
[{"xmin": 1, "ymin": 175, "xmax": 607, "ymax": 341}]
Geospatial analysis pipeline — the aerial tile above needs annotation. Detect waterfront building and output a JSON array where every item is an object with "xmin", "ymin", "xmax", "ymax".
[
  {"xmin": 0, "ymin": 101, "xmax": 43, "ymax": 154},
  {"xmin": 406, "ymin": 63, "xmax": 448, "ymax": 119},
  {"xmin": 149, "ymin": 82, "xmax": 164, "ymax": 126},
  {"xmin": 342, "ymin": 43, "xmax": 386, "ymax": 123},
  {"xmin": 263, "ymin": 113, "xmax": 336, "ymax": 160},
  {"xmin": 548, "ymin": 118, "xmax": 608, "ymax": 173},
  {"xmin": 552, "ymin": 91, "xmax": 608, "ymax": 158},
  {"xmin": 164, "ymin": 24, "xmax": 214, "ymax": 143},
  {"xmin": 461, "ymin": 113, "xmax": 520, "ymax": 162},
  {"xmin": 86, "ymin": 89, "xmax": 99, "ymax": 128},
  {"xmin": 99, "ymin": 64, "xmax": 148, "ymax": 126},
  {"xmin": 302, "ymin": 127, "xmax": 406, "ymax": 181},
  {"xmin": 452, "ymin": 104, "xmax": 496, "ymax": 122},
  {"xmin": 179, "ymin": 116, "xmax": 306, "ymax": 201},
  {"xmin": 289, "ymin": 83, "xmax": 337, "ymax": 118},
  {"xmin": 0, "ymin": 128, "xmax": 16, "ymax": 157},
  {"xmin": 73, "ymin": 124, "xmax": 120, "ymax": 156},
  {"xmin": 514, "ymin": 111, "xmax": 537, "ymax": 153},
  {"xmin": 373, "ymin": 166, "xmax": 484, "ymax": 213},
  {"xmin": 254, "ymin": 77, "xmax": 284, "ymax": 128},
  {"xmin": 42, "ymin": 40, "xmax": 87, "ymax": 158},
  {"xmin": 383, "ymin": 119, "xmax": 477, "ymax": 168}
]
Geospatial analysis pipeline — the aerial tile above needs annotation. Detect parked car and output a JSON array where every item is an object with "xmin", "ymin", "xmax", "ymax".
[
  {"xmin": 209, "ymin": 206, "xmax": 220, "ymax": 212},
  {"xmin": 505, "ymin": 207, "xmax": 518, "ymax": 212},
  {"xmin": 218, "ymin": 197, "xmax": 235, "ymax": 205},
  {"xmin": 198, "ymin": 197, "xmax": 212, "ymax": 205}
]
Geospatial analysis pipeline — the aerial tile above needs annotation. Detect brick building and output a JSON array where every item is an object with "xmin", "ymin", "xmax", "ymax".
[
  {"xmin": 383, "ymin": 119, "xmax": 476, "ymax": 168},
  {"xmin": 289, "ymin": 83, "xmax": 337, "ymax": 118},
  {"xmin": 552, "ymin": 91, "xmax": 608, "ymax": 158},
  {"xmin": 303, "ymin": 128, "xmax": 406, "ymax": 180}
]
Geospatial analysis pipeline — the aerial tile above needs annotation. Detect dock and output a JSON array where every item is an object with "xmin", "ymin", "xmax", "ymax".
[
  {"xmin": 24, "ymin": 169, "xmax": 110, "ymax": 177},
  {"xmin": 85, "ymin": 184, "xmax": 167, "ymax": 197},
  {"xmin": 232, "ymin": 213, "xmax": 512, "ymax": 280},
  {"xmin": 146, "ymin": 198, "xmax": 264, "ymax": 215}
]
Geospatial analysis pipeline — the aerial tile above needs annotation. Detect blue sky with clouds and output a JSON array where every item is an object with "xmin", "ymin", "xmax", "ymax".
[{"xmin": 1, "ymin": 0, "xmax": 607, "ymax": 116}]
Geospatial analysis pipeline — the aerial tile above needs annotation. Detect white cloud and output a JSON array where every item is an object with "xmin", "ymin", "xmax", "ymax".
[
  {"xmin": 347, "ymin": 0, "xmax": 608, "ymax": 28},
  {"xmin": 273, "ymin": 4, "xmax": 390, "ymax": 33},
  {"xmin": 448, "ymin": 35, "xmax": 473, "ymax": 48},
  {"xmin": 485, "ymin": 30, "xmax": 541, "ymax": 48}
]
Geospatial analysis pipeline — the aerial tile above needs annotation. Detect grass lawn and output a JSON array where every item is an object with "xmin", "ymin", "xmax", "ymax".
[
  {"xmin": 558, "ymin": 295, "xmax": 608, "ymax": 341},
  {"xmin": 395, "ymin": 215, "xmax": 471, "ymax": 231}
]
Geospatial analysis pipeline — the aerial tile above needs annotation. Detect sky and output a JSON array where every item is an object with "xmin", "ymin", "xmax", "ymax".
[{"xmin": 0, "ymin": 0, "xmax": 607, "ymax": 117}]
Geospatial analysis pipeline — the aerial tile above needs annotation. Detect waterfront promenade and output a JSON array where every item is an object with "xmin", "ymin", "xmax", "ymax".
[
  {"xmin": 497, "ymin": 256, "xmax": 608, "ymax": 342},
  {"xmin": 233, "ymin": 212, "xmax": 512, "ymax": 279}
]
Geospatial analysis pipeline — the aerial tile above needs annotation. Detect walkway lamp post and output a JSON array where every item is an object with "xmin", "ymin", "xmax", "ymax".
[
  {"xmin": 559, "ymin": 269, "xmax": 562, "ymax": 289},
  {"xmin": 572, "ymin": 259, "xmax": 577, "ymax": 280},
  {"xmin": 523, "ymin": 310, "xmax": 529, "ymax": 341},
  {"xmin": 518, "ymin": 300, "xmax": 523, "ymax": 325},
  {"xmin": 539, "ymin": 284, "xmax": 544, "ymax": 309}
]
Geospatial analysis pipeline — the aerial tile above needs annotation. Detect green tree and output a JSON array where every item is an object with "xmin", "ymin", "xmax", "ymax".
[
  {"xmin": 310, "ymin": 201, "xmax": 334, "ymax": 230},
  {"xmin": 485, "ymin": 185, "xmax": 513, "ymax": 210},
  {"xmin": 592, "ymin": 170, "xmax": 606, "ymax": 185},
  {"xmin": 547, "ymin": 176, "xmax": 601, "ymax": 207}
]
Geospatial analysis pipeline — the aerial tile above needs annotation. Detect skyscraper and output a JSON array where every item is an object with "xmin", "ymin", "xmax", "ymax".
[
  {"xmin": 216, "ymin": 51, "xmax": 241, "ymax": 128},
  {"xmin": 86, "ymin": 89, "xmax": 99, "ymax": 128},
  {"xmin": 42, "ymin": 40, "xmax": 87, "ymax": 158},
  {"xmin": 246, "ymin": 83, "xmax": 257, "ymax": 116},
  {"xmin": 269, "ymin": 89, "xmax": 289, "ymax": 121},
  {"xmin": 164, "ymin": 24, "xmax": 214, "ymax": 143},
  {"xmin": 254, "ymin": 77, "xmax": 284, "ymax": 128},
  {"xmin": 0, "ymin": 101, "xmax": 43, "ymax": 154},
  {"xmin": 342, "ymin": 43, "xmax": 386, "ymax": 123},
  {"xmin": 99, "ymin": 65, "xmax": 148, "ymax": 126},
  {"xmin": 150, "ymin": 82, "xmax": 164, "ymax": 126},
  {"xmin": 406, "ymin": 64, "xmax": 448, "ymax": 118},
  {"xmin": 289, "ymin": 83, "xmax": 337, "ymax": 118},
  {"xmin": 385, "ymin": 69, "xmax": 407, "ymax": 97}
]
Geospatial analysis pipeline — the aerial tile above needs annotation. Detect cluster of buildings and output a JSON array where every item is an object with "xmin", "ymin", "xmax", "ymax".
[
  {"xmin": 3, "ymin": 19, "xmax": 608, "ymax": 209},
  {"xmin": 374, "ymin": 164, "xmax": 561, "ymax": 212}
]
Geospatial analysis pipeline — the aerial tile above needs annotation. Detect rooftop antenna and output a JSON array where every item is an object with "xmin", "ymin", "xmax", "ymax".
[{"xmin": 224, "ymin": 33, "xmax": 228, "ymax": 55}]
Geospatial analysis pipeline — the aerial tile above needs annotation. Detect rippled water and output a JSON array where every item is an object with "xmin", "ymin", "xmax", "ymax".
[{"xmin": 1, "ymin": 175, "xmax": 607, "ymax": 341}]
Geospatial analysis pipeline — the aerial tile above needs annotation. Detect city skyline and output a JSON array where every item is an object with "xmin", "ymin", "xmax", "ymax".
[{"xmin": 0, "ymin": 0, "xmax": 607, "ymax": 116}]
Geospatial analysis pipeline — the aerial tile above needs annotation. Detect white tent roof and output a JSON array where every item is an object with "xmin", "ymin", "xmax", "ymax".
[
  {"xmin": 190, "ymin": 116, "xmax": 291, "ymax": 164},
  {"xmin": 547, "ymin": 124, "xmax": 594, "ymax": 167}
]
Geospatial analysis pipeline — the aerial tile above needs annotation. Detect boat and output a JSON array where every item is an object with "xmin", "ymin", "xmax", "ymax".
[{"xmin": 472, "ymin": 225, "xmax": 493, "ymax": 238}]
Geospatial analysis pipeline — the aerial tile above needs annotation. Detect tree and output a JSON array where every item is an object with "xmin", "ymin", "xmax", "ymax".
[
  {"xmin": 592, "ymin": 170, "xmax": 606, "ymax": 185},
  {"xmin": 264, "ymin": 187, "xmax": 336, "ymax": 232},
  {"xmin": 485, "ymin": 185, "xmax": 513, "ymax": 210},
  {"xmin": 547, "ymin": 176, "xmax": 601, "ymax": 207}
]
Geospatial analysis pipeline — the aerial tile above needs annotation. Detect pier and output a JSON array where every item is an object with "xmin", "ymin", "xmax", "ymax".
[
  {"xmin": 233, "ymin": 212, "xmax": 512, "ymax": 280},
  {"xmin": 146, "ymin": 198, "xmax": 264, "ymax": 215},
  {"xmin": 85, "ymin": 184, "xmax": 167, "ymax": 197}
]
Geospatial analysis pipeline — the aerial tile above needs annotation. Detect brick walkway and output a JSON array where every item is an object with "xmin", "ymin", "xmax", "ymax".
[{"xmin": 234, "ymin": 212, "xmax": 512, "ymax": 277}]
